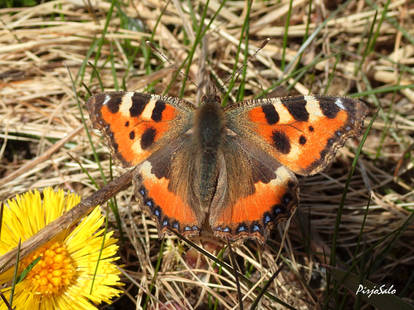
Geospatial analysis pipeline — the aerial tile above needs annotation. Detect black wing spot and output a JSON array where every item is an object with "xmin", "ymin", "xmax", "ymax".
[
  {"xmin": 282, "ymin": 96, "xmax": 309, "ymax": 121},
  {"xmin": 152, "ymin": 100, "xmax": 166, "ymax": 122},
  {"xmin": 141, "ymin": 127, "xmax": 156, "ymax": 149},
  {"xmin": 129, "ymin": 130, "xmax": 135, "ymax": 140},
  {"xmin": 299, "ymin": 135, "xmax": 307, "ymax": 145},
  {"xmin": 261, "ymin": 104, "xmax": 279, "ymax": 124},
  {"xmin": 130, "ymin": 93, "xmax": 151, "ymax": 117},
  {"xmin": 319, "ymin": 98, "xmax": 340, "ymax": 118},
  {"xmin": 107, "ymin": 95, "xmax": 122, "ymax": 113},
  {"xmin": 125, "ymin": 121, "xmax": 129, "ymax": 127},
  {"xmin": 272, "ymin": 131, "xmax": 291, "ymax": 154},
  {"xmin": 309, "ymin": 125, "xmax": 314, "ymax": 132}
]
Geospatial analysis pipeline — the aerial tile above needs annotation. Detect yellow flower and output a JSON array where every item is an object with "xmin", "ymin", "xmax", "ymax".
[{"xmin": 0, "ymin": 188, "xmax": 122, "ymax": 309}]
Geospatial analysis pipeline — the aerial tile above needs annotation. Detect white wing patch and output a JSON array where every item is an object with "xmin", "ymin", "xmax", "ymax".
[
  {"xmin": 335, "ymin": 98, "xmax": 346, "ymax": 110},
  {"xmin": 102, "ymin": 94, "xmax": 111, "ymax": 106}
]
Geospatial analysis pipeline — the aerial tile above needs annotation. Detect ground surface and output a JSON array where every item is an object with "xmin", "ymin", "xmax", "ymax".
[{"xmin": 0, "ymin": 0, "xmax": 413, "ymax": 309}]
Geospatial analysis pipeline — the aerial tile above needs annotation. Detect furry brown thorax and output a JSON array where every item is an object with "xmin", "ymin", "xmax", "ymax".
[{"xmin": 194, "ymin": 95, "xmax": 225, "ymax": 207}]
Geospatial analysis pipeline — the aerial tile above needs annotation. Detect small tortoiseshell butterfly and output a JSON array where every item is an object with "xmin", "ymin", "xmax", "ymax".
[{"xmin": 87, "ymin": 88, "xmax": 367, "ymax": 241}]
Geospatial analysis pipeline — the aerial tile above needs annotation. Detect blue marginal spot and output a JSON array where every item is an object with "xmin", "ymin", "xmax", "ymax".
[
  {"xmin": 223, "ymin": 227, "xmax": 231, "ymax": 233},
  {"xmin": 282, "ymin": 194, "xmax": 292, "ymax": 205},
  {"xmin": 251, "ymin": 223, "xmax": 261, "ymax": 232},
  {"xmin": 172, "ymin": 221, "xmax": 179, "ymax": 229},
  {"xmin": 184, "ymin": 226, "xmax": 191, "ymax": 231},
  {"xmin": 192, "ymin": 226, "xmax": 199, "ymax": 231},
  {"xmin": 273, "ymin": 205, "xmax": 282, "ymax": 215},
  {"xmin": 162, "ymin": 219, "xmax": 169, "ymax": 227},
  {"xmin": 154, "ymin": 207, "xmax": 161, "ymax": 218},
  {"xmin": 139, "ymin": 186, "xmax": 146, "ymax": 196},
  {"xmin": 145, "ymin": 199, "xmax": 154, "ymax": 208},
  {"xmin": 263, "ymin": 212, "xmax": 272, "ymax": 225},
  {"xmin": 236, "ymin": 224, "xmax": 247, "ymax": 233}
]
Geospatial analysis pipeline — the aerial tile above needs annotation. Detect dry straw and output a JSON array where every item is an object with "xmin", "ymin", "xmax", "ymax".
[{"xmin": 0, "ymin": 0, "xmax": 413, "ymax": 309}]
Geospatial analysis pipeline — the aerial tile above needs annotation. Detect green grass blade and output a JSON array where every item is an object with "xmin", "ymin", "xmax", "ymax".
[
  {"xmin": 179, "ymin": 0, "xmax": 211, "ymax": 98},
  {"xmin": 326, "ymin": 110, "xmax": 376, "ymax": 306},
  {"xmin": 281, "ymin": 0, "xmax": 293, "ymax": 71},
  {"xmin": 223, "ymin": 0, "xmax": 252, "ymax": 105},
  {"xmin": 280, "ymin": 0, "xmax": 353, "ymax": 79},
  {"xmin": 143, "ymin": 238, "xmax": 165, "ymax": 310},
  {"xmin": 8, "ymin": 240, "xmax": 21, "ymax": 307},
  {"xmin": 89, "ymin": 0, "xmax": 115, "ymax": 83}
]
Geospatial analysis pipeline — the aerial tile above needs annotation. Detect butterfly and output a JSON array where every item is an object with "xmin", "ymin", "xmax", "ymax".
[{"xmin": 87, "ymin": 90, "xmax": 367, "ymax": 242}]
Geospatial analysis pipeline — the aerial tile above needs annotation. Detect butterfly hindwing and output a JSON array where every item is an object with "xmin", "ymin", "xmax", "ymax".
[
  {"xmin": 87, "ymin": 92, "xmax": 194, "ymax": 167},
  {"xmin": 133, "ymin": 135, "xmax": 206, "ymax": 237},
  {"xmin": 225, "ymin": 95, "xmax": 368, "ymax": 176},
  {"xmin": 209, "ymin": 136, "xmax": 299, "ymax": 241}
]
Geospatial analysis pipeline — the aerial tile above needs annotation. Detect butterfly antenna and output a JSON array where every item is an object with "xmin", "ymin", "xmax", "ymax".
[
  {"xmin": 223, "ymin": 38, "xmax": 270, "ymax": 89},
  {"xmin": 206, "ymin": 39, "xmax": 270, "ymax": 105},
  {"xmin": 196, "ymin": 33, "xmax": 210, "ymax": 105},
  {"xmin": 145, "ymin": 41, "xmax": 199, "ymax": 91},
  {"xmin": 208, "ymin": 63, "xmax": 237, "ymax": 103}
]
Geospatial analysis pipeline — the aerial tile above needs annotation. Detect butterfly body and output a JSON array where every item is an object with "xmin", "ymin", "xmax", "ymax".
[
  {"xmin": 87, "ymin": 91, "xmax": 367, "ymax": 241},
  {"xmin": 194, "ymin": 96, "xmax": 225, "ymax": 208}
]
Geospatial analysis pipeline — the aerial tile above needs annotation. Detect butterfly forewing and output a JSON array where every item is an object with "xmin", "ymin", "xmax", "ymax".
[
  {"xmin": 87, "ymin": 92, "xmax": 194, "ymax": 167},
  {"xmin": 225, "ymin": 95, "xmax": 368, "ymax": 176}
]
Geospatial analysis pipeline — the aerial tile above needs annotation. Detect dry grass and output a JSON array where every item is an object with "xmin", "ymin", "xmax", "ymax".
[{"xmin": 1, "ymin": 0, "xmax": 414, "ymax": 309}]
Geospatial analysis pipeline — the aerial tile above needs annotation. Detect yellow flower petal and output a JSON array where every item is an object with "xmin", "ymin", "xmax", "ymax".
[{"xmin": 0, "ymin": 188, "xmax": 122, "ymax": 310}]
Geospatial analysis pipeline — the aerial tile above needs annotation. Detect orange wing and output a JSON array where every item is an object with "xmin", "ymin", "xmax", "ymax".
[
  {"xmin": 87, "ymin": 92, "xmax": 194, "ymax": 167},
  {"xmin": 225, "ymin": 95, "xmax": 368, "ymax": 176},
  {"xmin": 209, "ymin": 138, "xmax": 298, "ymax": 241},
  {"xmin": 133, "ymin": 137, "xmax": 205, "ymax": 237},
  {"xmin": 210, "ymin": 95, "xmax": 367, "ymax": 241}
]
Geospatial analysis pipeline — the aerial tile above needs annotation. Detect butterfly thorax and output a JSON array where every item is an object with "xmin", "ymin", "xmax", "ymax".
[
  {"xmin": 196, "ymin": 96, "xmax": 224, "ymax": 150},
  {"xmin": 194, "ymin": 96, "xmax": 225, "ymax": 207}
]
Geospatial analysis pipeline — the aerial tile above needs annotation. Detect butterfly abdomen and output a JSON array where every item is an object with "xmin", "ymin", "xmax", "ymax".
[{"xmin": 195, "ymin": 100, "xmax": 225, "ymax": 205}]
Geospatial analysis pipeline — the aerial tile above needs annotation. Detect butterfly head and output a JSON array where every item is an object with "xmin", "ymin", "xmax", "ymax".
[
  {"xmin": 196, "ymin": 94, "xmax": 225, "ymax": 151},
  {"xmin": 201, "ymin": 81, "xmax": 221, "ymax": 107}
]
